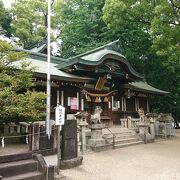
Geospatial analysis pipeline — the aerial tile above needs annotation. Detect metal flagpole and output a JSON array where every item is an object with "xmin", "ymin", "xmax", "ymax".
[{"xmin": 46, "ymin": 0, "xmax": 51, "ymax": 138}]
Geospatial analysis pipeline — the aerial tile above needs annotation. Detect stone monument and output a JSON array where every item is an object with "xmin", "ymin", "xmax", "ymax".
[
  {"xmin": 74, "ymin": 111, "xmax": 89, "ymax": 153},
  {"xmin": 88, "ymin": 106, "xmax": 106, "ymax": 151},
  {"xmin": 61, "ymin": 119, "xmax": 83, "ymax": 169},
  {"xmin": 138, "ymin": 109, "xmax": 155, "ymax": 143}
]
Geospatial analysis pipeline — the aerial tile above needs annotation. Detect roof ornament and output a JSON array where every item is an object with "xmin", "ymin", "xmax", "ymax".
[
  {"xmin": 104, "ymin": 39, "xmax": 122, "ymax": 53},
  {"xmin": 105, "ymin": 62, "xmax": 120, "ymax": 72}
]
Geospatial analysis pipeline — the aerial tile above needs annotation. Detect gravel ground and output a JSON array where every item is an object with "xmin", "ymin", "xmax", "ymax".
[
  {"xmin": 45, "ymin": 130, "xmax": 180, "ymax": 180},
  {"xmin": 1, "ymin": 130, "xmax": 180, "ymax": 180}
]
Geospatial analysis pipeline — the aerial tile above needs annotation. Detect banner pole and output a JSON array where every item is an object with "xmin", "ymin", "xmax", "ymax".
[{"xmin": 46, "ymin": 0, "xmax": 51, "ymax": 138}]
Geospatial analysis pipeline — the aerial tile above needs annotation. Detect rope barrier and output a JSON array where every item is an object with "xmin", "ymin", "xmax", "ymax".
[
  {"xmin": 0, "ymin": 126, "xmax": 58, "ymax": 139},
  {"xmin": 0, "ymin": 126, "xmax": 59, "ymax": 148}
]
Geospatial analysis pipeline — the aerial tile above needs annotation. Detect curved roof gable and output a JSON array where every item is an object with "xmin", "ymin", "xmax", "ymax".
[{"xmin": 56, "ymin": 40, "xmax": 144, "ymax": 80}]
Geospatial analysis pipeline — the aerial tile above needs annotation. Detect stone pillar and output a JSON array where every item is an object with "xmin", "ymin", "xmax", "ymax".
[
  {"xmin": 74, "ymin": 111, "xmax": 89, "ymax": 153},
  {"xmin": 53, "ymin": 125, "xmax": 58, "ymax": 150},
  {"xmin": 138, "ymin": 123, "xmax": 154, "ymax": 143},
  {"xmin": 77, "ymin": 129, "xmax": 81, "ymax": 153},
  {"xmin": 79, "ymin": 121, "xmax": 88, "ymax": 153},
  {"xmin": 127, "ymin": 116, "xmax": 132, "ymax": 128},
  {"xmin": 88, "ymin": 124, "xmax": 106, "ymax": 147},
  {"xmin": 139, "ymin": 124, "xmax": 149, "ymax": 134},
  {"xmin": 31, "ymin": 123, "xmax": 40, "ymax": 151},
  {"xmin": 149, "ymin": 122, "xmax": 155, "ymax": 139}
]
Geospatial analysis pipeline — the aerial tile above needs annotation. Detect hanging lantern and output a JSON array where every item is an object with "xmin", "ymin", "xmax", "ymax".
[
  {"xmin": 104, "ymin": 96, "xmax": 109, "ymax": 102},
  {"xmin": 127, "ymin": 89, "xmax": 131, "ymax": 99},
  {"xmin": 87, "ymin": 96, "xmax": 91, "ymax": 102},
  {"xmin": 95, "ymin": 97, "xmax": 100, "ymax": 103}
]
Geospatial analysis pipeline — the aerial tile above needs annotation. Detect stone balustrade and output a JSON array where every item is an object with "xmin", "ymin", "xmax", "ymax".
[
  {"xmin": 120, "ymin": 118, "xmax": 128, "ymax": 128},
  {"xmin": 120, "ymin": 113, "xmax": 175, "ymax": 139},
  {"xmin": 120, "ymin": 117, "xmax": 140, "ymax": 129}
]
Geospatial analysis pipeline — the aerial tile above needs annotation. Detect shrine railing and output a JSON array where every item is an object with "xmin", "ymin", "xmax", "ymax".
[{"xmin": 105, "ymin": 127, "xmax": 116, "ymax": 149}]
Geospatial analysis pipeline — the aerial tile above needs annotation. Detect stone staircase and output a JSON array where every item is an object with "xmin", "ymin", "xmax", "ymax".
[
  {"xmin": 0, "ymin": 152, "xmax": 54, "ymax": 180},
  {"xmin": 103, "ymin": 127, "xmax": 143, "ymax": 149}
]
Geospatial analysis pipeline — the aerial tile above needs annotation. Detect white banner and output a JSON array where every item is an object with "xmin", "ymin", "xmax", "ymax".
[{"xmin": 55, "ymin": 105, "xmax": 65, "ymax": 125}]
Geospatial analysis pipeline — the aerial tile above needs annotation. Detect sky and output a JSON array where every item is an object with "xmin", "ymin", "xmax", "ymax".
[{"xmin": 2, "ymin": 0, "xmax": 12, "ymax": 8}]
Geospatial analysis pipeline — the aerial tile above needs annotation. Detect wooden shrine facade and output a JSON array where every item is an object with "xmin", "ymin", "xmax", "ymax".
[{"xmin": 14, "ymin": 41, "xmax": 169, "ymax": 126}]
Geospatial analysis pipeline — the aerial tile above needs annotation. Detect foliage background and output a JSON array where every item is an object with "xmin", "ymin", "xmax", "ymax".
[
  {"xmin": 0, "ymin": 0, "xmax": 179, "ymax": 123},
  {"xmin": 0, "ymin": 40, "xmax": 46, "ymax": 123}
]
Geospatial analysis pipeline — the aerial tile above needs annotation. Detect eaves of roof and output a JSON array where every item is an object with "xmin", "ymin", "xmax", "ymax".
[
  {"xmin": 15, "ymin": 48, "xmax": 67, "ymax": 64},
  {"xmin": 11, "ymin": 57, "xmax": 92, "ymax": 82},
  {"xmin": 122, "ymin": 81, "xmax": 169, "ymax": 95}
]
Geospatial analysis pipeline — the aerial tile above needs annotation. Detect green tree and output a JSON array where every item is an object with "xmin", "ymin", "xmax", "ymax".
[
  {"xmin": 103, "ymin": 0, "xmax": 180, "ymax": 121},
  {"xmin": 103, "ymin": 0, "xmax": 154, "ymax": 71},
  {"xmin": 58, "ymin": 0, "xmax": 114, "ymax": 58},
  {"xmin": 0, "ymin": 0, "xmax": 12, "ymax": 37},
  {"xmin": 0, "ymin": 40, "xmax": 46, "ymax": 123},
  {"xmin": 150, "ymin": 1, "xmax": 180, "ymax": 122},
  {"xmin": 151, "ymin": 1, "xmax": 180, "ymax": 67},
  {"xmin": 11, "ymin": 0, "xmax": 61, "ymax": 49}
]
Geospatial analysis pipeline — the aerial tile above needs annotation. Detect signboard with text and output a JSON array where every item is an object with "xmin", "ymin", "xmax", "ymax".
[{"xmin": 55, "ymin": 105, "xmax": 65, "ymax": 125}]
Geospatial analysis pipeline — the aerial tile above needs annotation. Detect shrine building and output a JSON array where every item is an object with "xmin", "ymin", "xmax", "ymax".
[{"xmin": 14, "ymin": 40, "xmax": 169, "ymax": 126}]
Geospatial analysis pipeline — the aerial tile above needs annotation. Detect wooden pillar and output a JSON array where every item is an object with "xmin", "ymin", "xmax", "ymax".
[
  {"xmin": 77, "ymin": 91, "xmax": 79, "ymax": 110},
  {"xmin": 111, "ymin": 96, "xmax": 114, "ymax": 110},
  {"xmin": 61, "ymin": 90, "xmax": 64, "ymax": 106},
  {"xmin": 31, "ymin": 123, "xmax": 40, "ymax": 151},
  {"xmin": 81, "ymin": 98, "xmax": 84, "ymax": 111},
  {"xmin": 121, "ymin": 97, "xmax": 124, "ymax": 111},
  {"xmin": 137, "ymin": 97, "xmax": 139, "ymax": 110},
  {"xmin": 135, "ymin": 97, "xmax": 138, "ymax": 111},
  {"xmin": 147, "ymin": 98, "xmax": 149, "ymax": 112},
  {"xmin": 124, "ymin": 97, "xmax": 126, "ymax": 111},
  {"xmin": 57, "ymin": 90, "xmax": 60, "ymax": 105}
]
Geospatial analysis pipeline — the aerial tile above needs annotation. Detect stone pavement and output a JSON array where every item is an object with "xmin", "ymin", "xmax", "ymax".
[
  {"xmin": 45, "ymin": 130, "xmax": 180, "ymax": 180},
  {"xmin": 0, "ymin": 130, "xmax": 180, "ymax": 180}
]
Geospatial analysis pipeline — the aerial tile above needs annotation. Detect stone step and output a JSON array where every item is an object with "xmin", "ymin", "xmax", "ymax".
[
  {"xmin": 0, "ymin": 159, "xmax": 38, "ymax": 177},
  {"xmin": 103, "ymin": 127, "xmax": 135, "ymax": 133},
  {"xmin": 103, "ymin": 132, "xmax": 136, "ymax": 138},
  {"xmin": 103, "ymin": 134, "xmax": 138, "ymax": 140},
  {"xmin": 0, "ymin": 152, "xmax": 32, "ymax": 164},
  {"xmin": 87, "ymin": 144, "xmax": 112, "ymax": 152},
  {"xmin": 3, "ymin": 171, "xmax": 43, "ymax": 180},
  {"xmin": 107, "ymin": 137, "xmax": 140, "ymax": 145},
  {"xmin": 114, "ymin": 141, "xmax": 143, "ymax": 149}
]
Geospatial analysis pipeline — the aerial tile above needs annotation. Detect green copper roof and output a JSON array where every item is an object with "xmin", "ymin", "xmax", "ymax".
[
  {"xmin": 122, "ymin": 81, "xmax": 169, "ymax": 95},
  {"xmin": 11, "ymin": 57, "xmax": 91, "ymax": 82},
  {"xmin": 15, "ymin": 48, "xmax": 67, "ymax": 64},
  {"xmin": 56, "ymin": 45, "xmax": 144, "ymax": 80}
]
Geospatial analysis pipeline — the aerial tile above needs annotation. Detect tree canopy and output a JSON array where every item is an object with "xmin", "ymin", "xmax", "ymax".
[
  {"xmin": 58, "ymin": 0, "xmax": 115, "ymax": 58},
  {"xmin": 103, "ymin": 0, "xmax": 180, "ymax": 121},
  {"xmin": 0, "ymin": 0, "xmax": 12, "ymax": 37},
  {"xmin": 0, "ymin": 40, "xmax": 46, "ymax": 123},
  {"xmin": 1, "ymin": 0, "xmax": 179, "ymax": 122},
  {"xmin": 10, "ymin": 0, "xmax": 61, "ymax": 49}
]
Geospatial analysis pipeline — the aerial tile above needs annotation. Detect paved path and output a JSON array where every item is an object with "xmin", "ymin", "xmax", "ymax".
[{"xmin": 45, "ymin": 130, "xmax": 180, "ymax": 180}]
